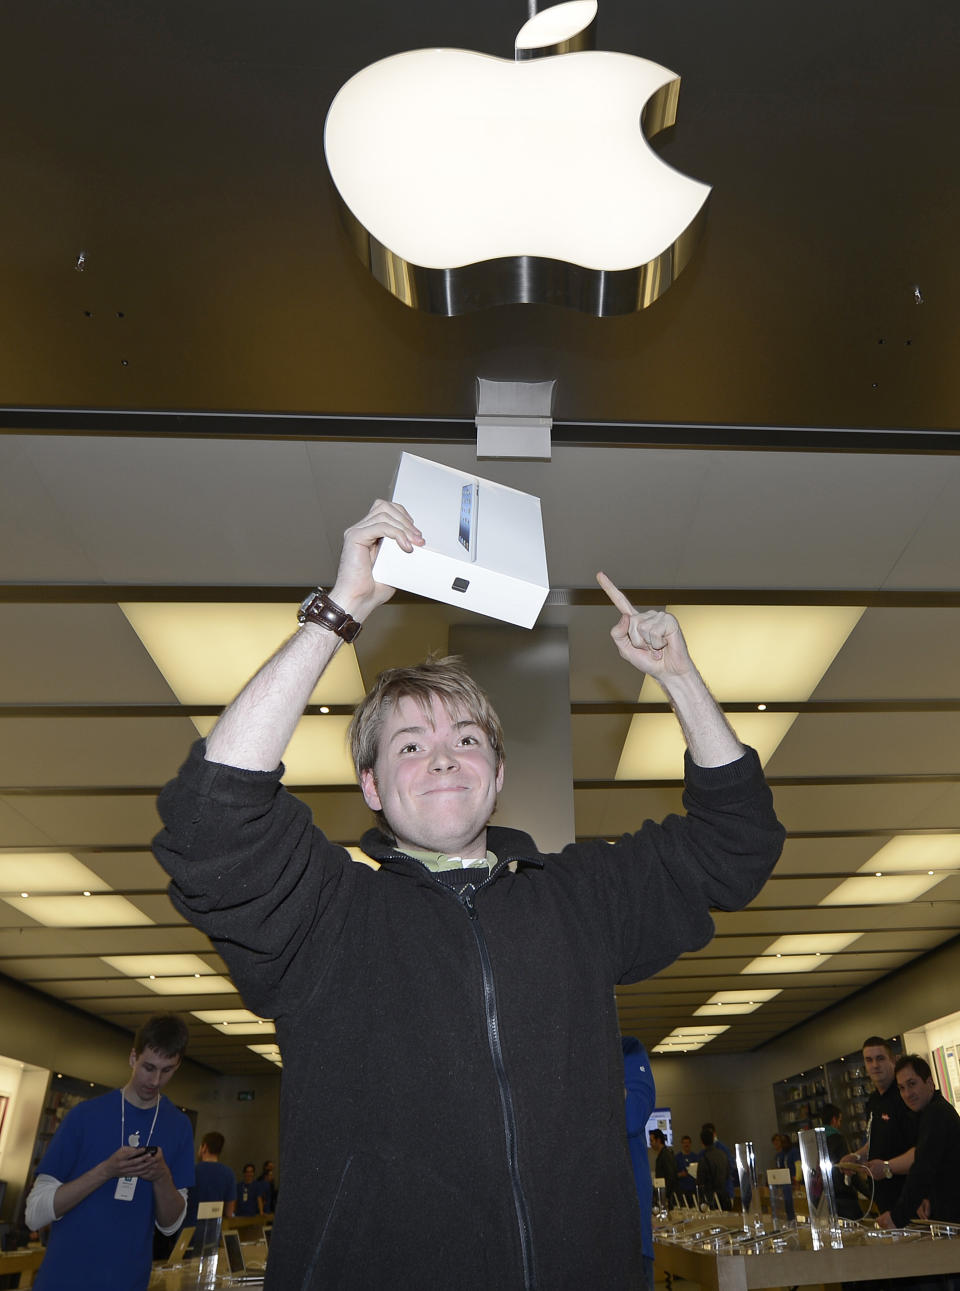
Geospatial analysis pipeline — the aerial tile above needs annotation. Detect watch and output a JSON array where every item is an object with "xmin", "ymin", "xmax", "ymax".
[
  {"xmin": 297, "ymin": 588, "xmax": 362, "ymax": 642},
  {"xmin": 882, "ymin": 1161, "xmax": 893, "ymax": 1180}
]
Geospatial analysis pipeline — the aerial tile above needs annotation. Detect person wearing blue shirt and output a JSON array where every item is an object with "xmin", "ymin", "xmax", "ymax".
[
  {"xmin": 235, "ymin": 1162, "xmax": 266, "ymax": 1216},
  {"xmin": 185, "ymin": 1131, "xmax": 237, "ymax": 1252},
  {"xmin": 622, "ymin": 1036, "xmax": 657, "ymax": 1291},
  {"xmin": 25, "ymin": 1014, "xmax": 195, "ymax": 1291},
  {"xmin": 674, "ymin": 1135, "xmax": 699, "ymax": 1199}
]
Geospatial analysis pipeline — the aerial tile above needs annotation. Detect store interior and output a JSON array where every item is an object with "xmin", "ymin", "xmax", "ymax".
[{"xmin": 2, "ymin": 0, "xmax": 960, "ymax": 1268}]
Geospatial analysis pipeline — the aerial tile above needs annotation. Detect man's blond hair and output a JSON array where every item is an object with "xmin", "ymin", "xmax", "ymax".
[{"xmin": 349, "ymin": 656, "xmax": 504, "ymax": 833}]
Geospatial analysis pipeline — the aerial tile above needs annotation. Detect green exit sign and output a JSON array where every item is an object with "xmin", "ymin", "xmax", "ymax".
[{"xmin": 237, "ymin": 1091, "xmax": 256, "ymax": 1102}]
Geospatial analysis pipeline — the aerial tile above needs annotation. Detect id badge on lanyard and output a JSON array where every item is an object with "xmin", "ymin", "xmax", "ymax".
[{"xmin": 114, "ymin": 1175, "xmax": 138, "ymax": 1201}]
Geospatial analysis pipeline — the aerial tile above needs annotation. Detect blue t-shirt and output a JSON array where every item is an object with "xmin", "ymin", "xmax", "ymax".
[
  {"xmin": 234, "ymin": 1177, "xmax": 267, "ymax": 1216},
  {"xmin": 34, "ymin": 1089, "xmax": 194, "ymax": 1291},
  {"xmin": 622, "ymin": 1037, "xmax": 656, "ymax": 1260},
  {"xmin": 185, "ymin": 1159, "xmax": 237, "ymax": 1227}
]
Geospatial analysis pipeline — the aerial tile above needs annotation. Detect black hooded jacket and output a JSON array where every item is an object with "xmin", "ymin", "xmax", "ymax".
[{"xmin": 153, "ymin": 740, "xmax": 784, "ymax": 1290}]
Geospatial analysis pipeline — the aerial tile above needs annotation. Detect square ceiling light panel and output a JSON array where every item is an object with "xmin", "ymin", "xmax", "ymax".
[
  {"xmin": 742, "ymin": 955, "xmax": 833, "ymax": 974},
  {"xmin": 820, "ymin": 873, "xmax": 948, "ymax": 905},
  {"xmin": 858, "ymin": 835, "xmax": 960, "ymax": 873},
  {"xmin": 635, "ymin": 606, "xmax": 865, "ymax": 704},
  {"xmin": 616, "ymin": 710, "xmax": 796, "ymax": 779},
  {"xmin": 618, "ymin": 605, "xmax": 863, "ymax": 778},
  {"xmin": 101, "ymin": 953, "xmax": 217, "ymax": 978},
  {"xmin": 0, "ymin": 853, "xmax": 111, "ymax": 895},
  {"xmin": 118, "ymin": 603, "xmax": 366, "ymax": 706},
  {"xmin": 193, "ymin": 1007, "xmax": 275, "ymax": 1033},
  {"xmin": 694, "ymin": 988, "xmax": 781, "ymax": 1016},
  {"xmin": 740, "ymin": 933, "xmax": 862, "ymax": 975},
  {"xmin": 2, "ymin": 895, "xmax": 154, "ymax": 926},
  {"xmin": 136, "ymin": 975, "xmax": 235, "ymax": 995}
]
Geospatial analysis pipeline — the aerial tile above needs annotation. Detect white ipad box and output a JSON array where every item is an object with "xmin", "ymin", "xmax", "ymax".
[{"xmin": 371, "ymin": 453, "xmax": 549, "ymax": 629}]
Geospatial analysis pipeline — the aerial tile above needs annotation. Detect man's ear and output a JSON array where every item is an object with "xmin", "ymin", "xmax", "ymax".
[
  {"xmin": 129, "ymin": 1047, "xmax": 137, "ymax": 1071},
  {"xmin": 496, "ymin": 761, "xmax": 504, "ymax": 793},
  {"xmin": 359, "ymin": 768, "xmax": 382, "ymax": 811}
]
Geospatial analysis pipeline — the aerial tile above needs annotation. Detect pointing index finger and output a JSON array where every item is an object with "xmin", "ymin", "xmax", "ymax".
[{"xmin": 596, "ymin": 571, "xmax": 635, "ymax": 617}]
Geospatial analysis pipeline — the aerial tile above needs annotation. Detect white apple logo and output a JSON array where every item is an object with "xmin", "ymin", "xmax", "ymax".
[{"xmin": 324, "ymin": 0, "xmax": 710, "ymax": 316}]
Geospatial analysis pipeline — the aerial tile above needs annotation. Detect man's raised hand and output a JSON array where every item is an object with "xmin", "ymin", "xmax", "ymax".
[
  {"xmin": 331, "ymin": 499, "xmax": 424, "ymax": 623},
  {"xmin": 596, "ymin": 572, "xmax": 693, "ymax": 680}
]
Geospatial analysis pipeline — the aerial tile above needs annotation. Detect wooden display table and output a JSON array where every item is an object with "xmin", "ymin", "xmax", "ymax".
[
  {"xmin": 0, "ymin": 1247, "xmax": 45, "ymax": 1288},
  {"xmin": 654, "ymin": 1223, "xmax": 960, "ymax": 1291}
]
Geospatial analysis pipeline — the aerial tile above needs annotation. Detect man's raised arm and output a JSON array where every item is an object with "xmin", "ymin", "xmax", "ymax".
[
  {"xmin": 205, "ymin": 501, "xmax": 423, "ymax": 771},
  {"xmin": 596, "ymin": 572, "xmax": 744, "ymax": 767}
]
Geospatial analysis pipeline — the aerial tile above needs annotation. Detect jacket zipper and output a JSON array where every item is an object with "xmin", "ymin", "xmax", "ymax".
[
  {"xmin": 375, "ymin": 850, "xmax": 539, "ymax": 1289},
  {"xmin": 459, "ymin": 880, "xmax": 538, "ymax": 1291}
]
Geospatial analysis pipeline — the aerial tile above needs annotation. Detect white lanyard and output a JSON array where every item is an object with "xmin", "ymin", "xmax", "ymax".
[{"xmin": 120, "ymin": 1087, "xmax": 160, "ymax": 1149}]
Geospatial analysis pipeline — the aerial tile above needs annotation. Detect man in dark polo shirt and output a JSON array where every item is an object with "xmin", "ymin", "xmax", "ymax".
[
  {"xmin": 840, "ymin": 1035, "xmax": 917, "ymax": 1215},
  {"xmin": 879, "ymin": 1055, "xmax": 960, "ymax": 1229}
]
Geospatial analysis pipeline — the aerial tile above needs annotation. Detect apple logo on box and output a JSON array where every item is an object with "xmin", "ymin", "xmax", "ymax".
[{"xmin": 324, "ymin": 0, "xmax": 710, "ymax": 317}]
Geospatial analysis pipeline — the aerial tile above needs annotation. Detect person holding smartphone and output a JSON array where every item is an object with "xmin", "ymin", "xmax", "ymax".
[{"xmin": 25, "ymin": 1014, "xmax": 194, "ymax": 1291}]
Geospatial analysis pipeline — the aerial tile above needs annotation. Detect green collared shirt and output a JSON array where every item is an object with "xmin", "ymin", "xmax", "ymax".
[{"xmin": 402, "ymin": 846, "xmax": 494, "ymax": 874}]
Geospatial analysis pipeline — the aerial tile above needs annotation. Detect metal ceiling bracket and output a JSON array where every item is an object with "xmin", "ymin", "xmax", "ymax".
[{"xmin": 475, "ymin": 377, "xmax": 556, "ymax": 460}]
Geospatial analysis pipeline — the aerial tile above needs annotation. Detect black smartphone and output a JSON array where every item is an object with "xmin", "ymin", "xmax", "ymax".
[{"xmin": 136, "ymin": 1145, "xmax": 159, "ymax": 1156}]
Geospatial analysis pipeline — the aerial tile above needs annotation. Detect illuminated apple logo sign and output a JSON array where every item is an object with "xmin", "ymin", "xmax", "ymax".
[{"xmin": 324, "ymin": 0, "xmax": 710, "ymax": 317}]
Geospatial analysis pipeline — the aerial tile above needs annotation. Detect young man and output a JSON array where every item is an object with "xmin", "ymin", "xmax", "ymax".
[
  {"xmin": 25, "ymin": 1014, "xmax": 194, "ymax": 1291},
  {"xmin": 839, "ymin": 1035, "xmax": 917, "ymax": 1215},
  {"xmin": 235, "ymin": 1162, "xmax": 265, "ymax": 1216},
  {"xmin": 153, "ymin": 499, "xmax": 784, "ymax": 1290},
  {"xmin": 879, "ymin": 1055, "xmax": 960, "ymax": 1228},
  {"xmin": 184, "ymin": 1130, "xmax": 236, "ymax": 1246},
  {"xmin": 674, "ymin": 1135, "xmax": 699, "ymax": 1201},
  {"xmin": 821, "ymin": 1102, "xmax": 861, "ymax": 1220},
  {"xmin": 649, "ymin": 1129, "xmax": 679, "ymax": 1204},
  {"xmin": 698, "ymin": 1128, "xmax": 733, "ymax": 1211}
]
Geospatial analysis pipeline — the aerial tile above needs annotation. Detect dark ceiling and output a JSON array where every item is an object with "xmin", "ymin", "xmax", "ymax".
[{"xmin": 2, "ymin": 0, "xmax": 958, "ymax": 434}]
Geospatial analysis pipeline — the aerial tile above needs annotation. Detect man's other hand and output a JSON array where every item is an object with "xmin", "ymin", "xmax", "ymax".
[{"xmin": 596, "ymin": 573, "xmax": 693, "ymax": 680}]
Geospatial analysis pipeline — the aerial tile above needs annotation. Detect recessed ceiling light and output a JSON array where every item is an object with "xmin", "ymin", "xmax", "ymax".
[
  {"xmin": 0, "ymin": 853, "xmax": 111, "ymax": 896},
  {"xmin": 3, "ymin": 895, "xmax": 153, "ymax": 927},
  {"xmin": 102, "ymin": 954, "xmax": 215, "ymax": 978},
  {"xmin": 757, "ymin": 703, "xmax": 766, "ymax": 711},
  {"xmin": 820, "ymin": 874, "xmax": 947, "ymax": 905},
  {"xmin": 765, "ymin": 933, "xmax": 861, "ymax": 955},
  {"xmin": 860, "ymin": 834, "xmax": 960, "ymax": 874},
  {"xmin": 119, "ymin": 603, "xmax": 366, "ymax": 706},
  {"xmin": 742, "ymin": 954, "xmax": 830, "ymax": 974}
]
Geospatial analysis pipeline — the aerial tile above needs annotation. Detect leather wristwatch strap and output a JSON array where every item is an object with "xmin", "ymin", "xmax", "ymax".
[{"xmin": 297, "ymin": 588, "xmax": 362, "ymax": 642}]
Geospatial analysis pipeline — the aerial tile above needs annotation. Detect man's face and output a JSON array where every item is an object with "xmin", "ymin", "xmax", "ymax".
[
  {"xmin": 359, "ymin": 694, "xmax": 503, "ymax": 857},
  {"xmin": 127, "ymin": 1045, "xmax": 181, "ymax": 1107},
  {"xmin": 897, "ymin": 1064, "xmax": 936, "ymax": 1113},
  {"xmin": 243, "ymin": 1165, "xmax": 255, "ymax": 1182},
  {"xmin": 681, "ymin": 1136, "xmax": 692, "ymax": 1153},
  {"xmin": 863, "ymin": 1044, "xmax": 896, "ymax": 1093}
]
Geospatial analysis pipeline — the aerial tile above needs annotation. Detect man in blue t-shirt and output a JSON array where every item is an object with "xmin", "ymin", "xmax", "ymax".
[
  {"xmin": 25, "ymin": 1014, "xmax": 195, "ymax": 1291},
  {"xmin": 185, "ymin": 1130, "xmax": 237, "ymax": 1252}
]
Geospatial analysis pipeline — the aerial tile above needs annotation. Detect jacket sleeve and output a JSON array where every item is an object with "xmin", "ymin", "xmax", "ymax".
[
  {"xmin": 557, "ymin": 746, "xmax": 784, "ymax": 984},
  {"xmin": 152, "ymin": 739, "xmax": 358, "ymax": 1018},
  {"xmin": 891, "ymin": 1101, "xmax": 944, "ymax": 1226}
]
